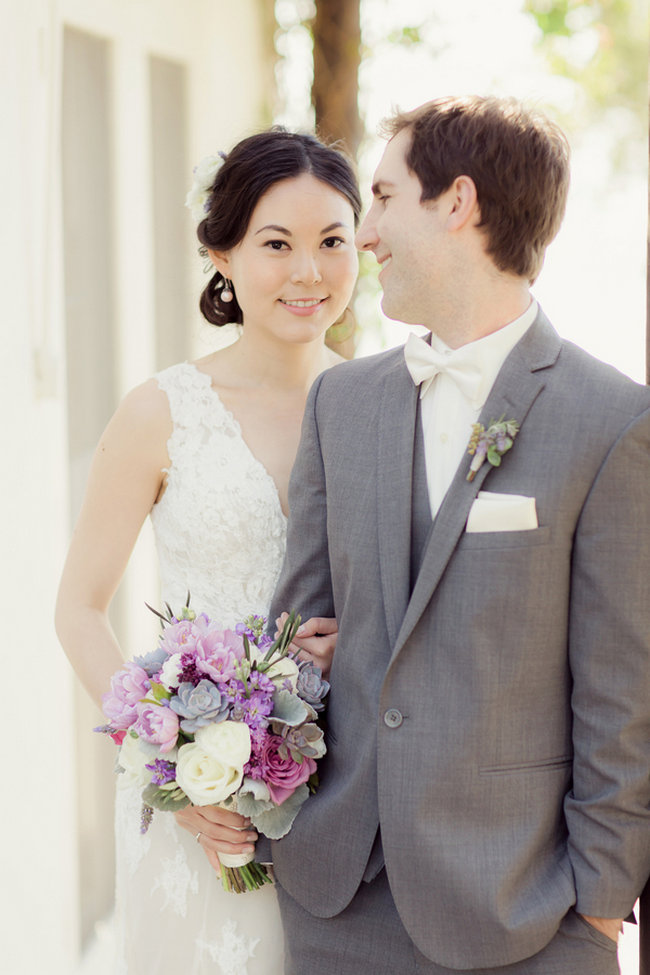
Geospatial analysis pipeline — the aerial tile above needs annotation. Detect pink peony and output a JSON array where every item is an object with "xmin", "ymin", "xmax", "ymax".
[
  {"xmin": 260, "ymin": 734, "xmax": 317, "ymax": 805},
  {"xmin": 102, "ymin": 662, "xmax": 150, "ymax": 730},
  {"xmin": 160, "ymin": 616, "xmax": 245, "ymax": 683},
  {"xmin": 133, "ymin": 702, "xmax": 179, "ymax": 754}
]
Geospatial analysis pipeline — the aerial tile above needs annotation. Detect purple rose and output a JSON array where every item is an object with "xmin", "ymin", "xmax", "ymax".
[
  {"xmin": 102, "ymin": 662, "xmax": 150, "ymax": 730},
  {"xmin": 133, "ymin": 701, "xmax": 179, "ymax": 753},
  {"xmin": 259, "ymin": 734, "xmax": 317, "ymax": 805}
]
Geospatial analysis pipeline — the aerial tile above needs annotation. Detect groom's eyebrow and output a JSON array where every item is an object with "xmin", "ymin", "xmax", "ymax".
[{"xmin": 371, "ymin": 180, "xmax": 395, "ymax": 196}]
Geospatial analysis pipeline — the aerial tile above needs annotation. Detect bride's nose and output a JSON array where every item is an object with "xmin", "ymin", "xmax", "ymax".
[{"xmin": 290, "ymin": 251, "xmax": 323, "ymax": 285}]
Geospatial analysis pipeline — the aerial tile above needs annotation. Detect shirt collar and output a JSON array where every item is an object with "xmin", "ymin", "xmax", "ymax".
[{"xmin": 428, "ymin": 298, "xmax": 538, "ymax": 409}]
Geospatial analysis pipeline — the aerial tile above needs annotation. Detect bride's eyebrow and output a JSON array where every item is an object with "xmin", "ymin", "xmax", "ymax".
[
  {"xmin": 255, "ymin": 224, "xmax": 291, "ymax": 235},
  {"xmin": 254, "ymin": 221, "xmax": 349, "ymax": 236}
]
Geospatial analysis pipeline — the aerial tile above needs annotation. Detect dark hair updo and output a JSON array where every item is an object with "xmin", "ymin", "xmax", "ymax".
[{"xmin": 195, "ymin": 128, "xmax": 362, "ymax": 326}]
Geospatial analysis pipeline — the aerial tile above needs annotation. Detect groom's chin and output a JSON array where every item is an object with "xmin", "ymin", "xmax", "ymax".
[{"xmin": 380, "ymin": 294, "xmax": 425, "ymax": 330}]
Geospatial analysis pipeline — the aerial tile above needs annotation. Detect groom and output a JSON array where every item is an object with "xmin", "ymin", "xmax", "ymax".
[{"xmin": 267, "ymin": 96, "xmax": 650, "ymax": 974}]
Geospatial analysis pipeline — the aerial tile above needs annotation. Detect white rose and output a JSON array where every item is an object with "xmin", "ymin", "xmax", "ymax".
[
  {"xmin": 159, "ymin": 652, "xmax": 183, "ymax": 690},
  {"xmin": 196, "ymin": 720, "xmax": 251, "ymax": 768},
  {"xmin": 184, "ymin": 154, "xmax": 224, "ymax": 222},
  {"xmin": 175, "ymin": 721, "xmax": 251, "ymax": 806},
  {"xmin": 266, "ymin": 655, "xmax": 300, "ymax": 692},
  {"xmin": 117, "ymin": 734, "xmax": 159, "ymax": 791},
  {"xmin": 193, "ymin": 154, "xmax": 222, "ymax": 184},
  {"xmin": 249, "ymin": 647, "xmax": 300, "ymax": 691},
  {"xmin": 176, "ymin": 745, "xmax": 242, "ymax": 806}
]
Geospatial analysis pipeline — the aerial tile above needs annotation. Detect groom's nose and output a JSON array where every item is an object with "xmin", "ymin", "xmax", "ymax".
[{"xmin": 355, "ymin": 208, "xmax": 379, "ymax": 252}]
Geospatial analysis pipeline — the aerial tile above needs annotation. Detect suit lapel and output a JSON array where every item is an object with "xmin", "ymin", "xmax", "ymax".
[
  {"xmin": 390, "ymin": 311, "xmax": 562, "ymax": 663},
  {"xmin": 376, "ymin": 354, "xmax": 420, "ymax": 648}
]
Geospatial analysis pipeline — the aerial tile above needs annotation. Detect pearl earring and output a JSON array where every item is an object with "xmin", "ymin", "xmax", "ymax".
[{"xmin": 221, "ymin": 278, "xmax": 234, "ymax": 303}]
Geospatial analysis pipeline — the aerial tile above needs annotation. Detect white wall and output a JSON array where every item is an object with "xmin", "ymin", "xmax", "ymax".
[{"xmin": 0, "ymin": 2, "xmax": 271, "ymax": 971}]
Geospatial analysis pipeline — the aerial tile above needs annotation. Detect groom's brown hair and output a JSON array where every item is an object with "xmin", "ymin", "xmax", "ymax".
[{"xmin": 382, "ymin": 95, "xmax": 570, "ymax": 283}]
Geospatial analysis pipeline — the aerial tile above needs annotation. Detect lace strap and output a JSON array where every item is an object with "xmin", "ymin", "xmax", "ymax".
[{"xmin": 155, "ymin": 362, "xmax": 224, "ymax": 433}]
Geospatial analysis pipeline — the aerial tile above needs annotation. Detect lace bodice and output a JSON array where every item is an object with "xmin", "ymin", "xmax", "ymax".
[{"xmin": 150, "ymin": 363, "xmax": 287, "ymax": 625}]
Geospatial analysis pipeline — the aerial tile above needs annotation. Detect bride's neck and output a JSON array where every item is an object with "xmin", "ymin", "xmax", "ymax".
[{"xmin": 229, "ymin": 329, "xmax": 332, "ymax": 393}]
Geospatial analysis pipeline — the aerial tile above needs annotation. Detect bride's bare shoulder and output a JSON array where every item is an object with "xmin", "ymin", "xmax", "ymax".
[{"xmin": 99, "ymin": 377, "xmax": 172, "ymax": 457}]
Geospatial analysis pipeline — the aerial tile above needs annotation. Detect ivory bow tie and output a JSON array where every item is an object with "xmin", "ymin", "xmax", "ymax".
[{"xmin": 403, "ymin": 332, "xmax": 484, "ymax": 405}]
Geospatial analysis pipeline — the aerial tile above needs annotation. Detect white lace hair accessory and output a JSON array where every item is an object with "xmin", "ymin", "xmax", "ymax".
[{"xmin": 185, "ymin": 152, "xmax": 226, "ymax": 223}]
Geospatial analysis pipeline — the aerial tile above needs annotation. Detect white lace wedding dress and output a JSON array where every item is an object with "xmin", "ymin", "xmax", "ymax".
[{"xmin": 113, "ymin": 362, "xmax": 287, "ymax": 974}]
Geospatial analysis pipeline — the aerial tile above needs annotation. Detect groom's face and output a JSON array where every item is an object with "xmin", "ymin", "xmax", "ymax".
[{"xmin": 355, "ymin": 127, "xmax": 454, "ymax": 328}]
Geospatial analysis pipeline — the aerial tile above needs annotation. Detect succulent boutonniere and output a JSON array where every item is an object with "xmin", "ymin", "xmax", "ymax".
[{"xmin": 466, "ymin": 415, "xmax": 520, "ymax": 481}]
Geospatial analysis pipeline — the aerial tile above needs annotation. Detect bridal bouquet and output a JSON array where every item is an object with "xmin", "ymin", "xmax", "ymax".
[{"xmin": 96, "ymin": 598, "xmax": 329, "ymax": 892}]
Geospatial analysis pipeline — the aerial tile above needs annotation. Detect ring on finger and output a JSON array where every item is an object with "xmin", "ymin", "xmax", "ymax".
[{"xmin": 195, "ymin": 831, "xmax": 202, "ymax": 843}]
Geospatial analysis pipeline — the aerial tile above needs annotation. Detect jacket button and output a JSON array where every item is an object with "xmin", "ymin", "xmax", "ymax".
[{"xmin": 384, "ymin": 708, "xmax": 403, "ymax": 728}]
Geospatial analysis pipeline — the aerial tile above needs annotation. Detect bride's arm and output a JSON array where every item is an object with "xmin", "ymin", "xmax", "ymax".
[
  {"xmin": 56, "ymin": 379, "xmax": 255, "ymax": 865},
  {"xmin": 55, "ymin": 379, "xmax": 171, "ymax": 709}
]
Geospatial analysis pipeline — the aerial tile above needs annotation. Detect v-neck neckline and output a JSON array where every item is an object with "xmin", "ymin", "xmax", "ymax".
[{"xmin": 187, "ymin": 363, "xmax": 288, "ymax": 520}]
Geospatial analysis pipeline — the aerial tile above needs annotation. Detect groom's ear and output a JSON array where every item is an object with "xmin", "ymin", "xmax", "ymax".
[
  {"xmin": 207, "ymin": 248, "xmax": 231, "ymax": 277},
  {"xmin": 446, "ymin": 175, "xmax": 480, "ymax": 232}
]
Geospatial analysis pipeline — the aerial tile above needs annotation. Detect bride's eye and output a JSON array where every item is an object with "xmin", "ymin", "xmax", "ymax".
[
  {"xmin": 321, "ymin": 236, "xmax": 344, "ymax": 249},
  {"xmin": 265, "ymin": 239, "xmax": 289, "ymax": 251}
]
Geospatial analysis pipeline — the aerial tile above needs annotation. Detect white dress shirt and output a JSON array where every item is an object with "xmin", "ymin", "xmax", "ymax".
[{"xmin": 407, "ymin": 300, "xmax": 538, "ymax": 518}]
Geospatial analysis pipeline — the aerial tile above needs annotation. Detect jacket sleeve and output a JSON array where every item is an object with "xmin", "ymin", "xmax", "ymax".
[
  {"xmin": 267, "ymin": 373, "xmax": 335, "ymax": 633},
  {"xmin": 565, "ymin": 407, "xmax": 650, "ymax": 917}
]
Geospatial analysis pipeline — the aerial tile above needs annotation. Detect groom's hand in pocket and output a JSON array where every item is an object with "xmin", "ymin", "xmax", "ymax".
[
  {"xmin": 175, "ymin": 804, "xmax": 258, "ymax": 874},
  {"xmin": 275, "ymin": 613, "xmax": 338, "ymax": 677}
]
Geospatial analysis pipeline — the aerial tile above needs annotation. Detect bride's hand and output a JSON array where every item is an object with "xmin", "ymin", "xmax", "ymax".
[
  {"xmin": 276, "ymin": 613, "xmax": 338, "ymax": 677},
  {"xmin": 175, "ymin": 804, "xmax": 258, "ymax": 874}
]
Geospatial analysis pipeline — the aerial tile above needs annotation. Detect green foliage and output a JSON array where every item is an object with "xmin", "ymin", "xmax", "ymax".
[
  {"xmin": 142, "ymin": 782, "xmax": 190, "ymax": 813},
  {"xmin": 527, "ymin": 0, "xmax": 573, "ymax": 36},
  {"xmin": 523, "ymin": 0, "xmax": 648, "ymax": 125},
  {"xmin": 386, "ymin": 25, "xmax": 425, "ymax": 46}
]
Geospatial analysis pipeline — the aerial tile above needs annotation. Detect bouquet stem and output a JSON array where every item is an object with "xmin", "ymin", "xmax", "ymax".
[{"xmin": 220, "ymin": 861, "xmax": 273, "ymax": 893}]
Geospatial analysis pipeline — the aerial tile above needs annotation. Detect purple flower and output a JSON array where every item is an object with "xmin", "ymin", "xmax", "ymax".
[
  {"xmin": 133, "ymin": 701, "xmax": 179, "ymax": 753},
  {"xmin": 236, "ymin": 615, "xmax": 268, "ymax": 642},
  {"xmin": 170, "ymin": 679, "xmax": 229, "ymax": 733},
  {"xmin": 244, "ymin": 729, "xmax": 271, "ymax": 780},
  {"xmin": 176, "ymin": 652, "xmax": 203, "ymax": 686},
  {"xmin": 247, "ymin": 669, "xmax": 275, "ymax": 694},
  {"xmin": 257, "ymin": 734, "xmax": 317, "ymax": 805},
  {"xmin": 296, "ymin": 661, "xmax": 330, "ymax": 712},
  {"xmin": 102, "ymin": 662, "xmax": 150, "ymax": 730},
  {"xmin": 236, "ymin": 688, "xmax": 274, "ymax": 730},
  {"xmin": 145, "ymin": 759, "xmax": 177, "ymax": 785},
  {"xmin": 219, "ymin": 678, "xmax": 246, "ymax": 704}
]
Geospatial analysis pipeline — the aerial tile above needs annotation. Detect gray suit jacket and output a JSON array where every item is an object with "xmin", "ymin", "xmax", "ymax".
[{"xmin": 268, "ymin": 309, "xmax": 650, "ymax": 969}]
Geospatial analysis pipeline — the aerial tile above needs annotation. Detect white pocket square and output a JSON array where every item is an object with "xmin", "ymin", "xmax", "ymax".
[{"xmin": 466, "ymin": 492, "xmax": 538, "ymax": 533}]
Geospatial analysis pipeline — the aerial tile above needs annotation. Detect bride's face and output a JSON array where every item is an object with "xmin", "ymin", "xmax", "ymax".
[{"xmin": 210, "ymin": 173, "xmax": 358, "ymax": 344}]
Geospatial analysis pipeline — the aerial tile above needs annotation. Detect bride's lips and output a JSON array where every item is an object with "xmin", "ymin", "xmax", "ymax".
[{"xmin": 279, "ymin": 297, "xmax": 328, "ymax": 317}]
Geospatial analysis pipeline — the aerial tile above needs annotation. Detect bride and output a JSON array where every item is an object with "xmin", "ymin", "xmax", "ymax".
[{"xmin": 55, "ymin": 128, "xmax": 361, "ymax": 974}]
